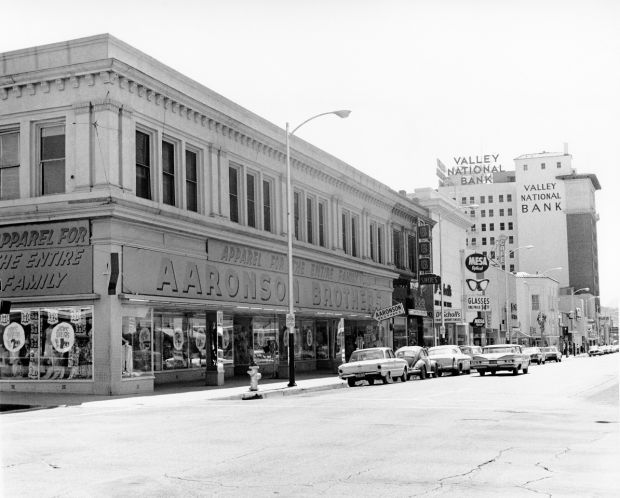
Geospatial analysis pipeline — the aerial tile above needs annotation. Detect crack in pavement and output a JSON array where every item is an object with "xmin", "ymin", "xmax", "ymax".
[
  {"xmin": 413, "ymin": 446, "xmax": 514, "ymax": 496},
  {"xmin": 517, "ymin": 461, "xmax": 553, "ymax": 497}
]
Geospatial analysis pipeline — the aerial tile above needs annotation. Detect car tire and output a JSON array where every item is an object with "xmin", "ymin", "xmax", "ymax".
[
  {"xmin": 400, "ymin": 369, "xmax": 407, "ymax": 382},
  {"xmin": 491, "ymin": 370, "xmax": 496, "ymax": 375},
  {"xmin": 420, "ymin": 367, "xmax": 427, "ymax": 380},
  {"xmin": 479, "ymin": 369, "xmax": 486, "ymax": 376},
  {"xmin": 512, "ymin": 367, "xmax": 519, "ymax": 375},
  {"xmin": 523, "ymin": 366, "xmax": 529, "ymax": 374},
  {"xmin": 367, "ymin": 378, "xmax": 375, "ymax": 386},
  {"xmin": 347, "ymin": 378, "xmax": 356, "ymax": 387},
  {"xmin": 436, "ymin": 369, "xmax": 443, "ymax": 378},
  {"xmin": 382, "ymin": 372, "xmax": 391, "ymax": 384}
]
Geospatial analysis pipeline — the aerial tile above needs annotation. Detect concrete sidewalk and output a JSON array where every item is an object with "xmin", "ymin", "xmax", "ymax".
[{"xmin": 0, "ymin": 372, "xmax": 347, "ymax": 411}]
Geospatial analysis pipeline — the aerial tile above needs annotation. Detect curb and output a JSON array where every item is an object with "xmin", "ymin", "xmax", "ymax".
[{"xmin": 213, "ymin": 381, "xmax": 347, "ymax": 401}]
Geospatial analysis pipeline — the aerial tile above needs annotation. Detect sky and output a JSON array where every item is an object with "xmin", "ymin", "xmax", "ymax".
[{"xmin": 2, "ymin": 0, "xmax": 619, "ymax": 307}]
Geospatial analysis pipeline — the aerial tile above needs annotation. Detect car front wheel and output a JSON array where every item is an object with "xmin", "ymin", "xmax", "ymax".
[
  {"xmin": 367, "ymin": 378, "xmax": 375, "ymax": 386},
  {"xmin": 523, "ymin": 366, "xmax": 529, "ymax": 374},
  {"xmin": 420, "ymin": 367, "xmax": 427, "ymax": 380},
  {"xmin": 479, "ymin": 369, "xmax": 486, "ymax": 376},
  {"xmin": 400, "ymin": 369, "xmax": 407, "ymax": 382},
  {"xmin": 512, "ymin": 367, "xmax": 519, "ymax": 375},
  {"xmin": 347, "ymin": 378, "xmax": 356, "ymax": 387}
]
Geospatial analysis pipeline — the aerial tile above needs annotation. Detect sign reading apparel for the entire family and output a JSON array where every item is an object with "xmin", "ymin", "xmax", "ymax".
[{"xmin": 0, "ymin": 221, "xmax": 93, "ymax": 297}]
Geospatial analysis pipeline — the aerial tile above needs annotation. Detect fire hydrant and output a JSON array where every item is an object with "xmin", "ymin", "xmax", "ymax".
[{"xmin": 247, "ymin": 364, "xmax": 261, "ymax": 391}]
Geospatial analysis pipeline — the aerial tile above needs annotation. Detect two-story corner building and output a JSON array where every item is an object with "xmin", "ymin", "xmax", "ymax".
[{"xmin": 0, "ymin": 34, "xmax": 433, "ymax": 396}]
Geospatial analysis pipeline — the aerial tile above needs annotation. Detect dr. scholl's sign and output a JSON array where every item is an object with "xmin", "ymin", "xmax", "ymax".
[
  {"xmin": 434, "ymin": 309, "xmax": 462, "ymax": 323},
  {"xmin": 0, "ymin": 221, "xmax": 93, "ymax": 297},
  {"xmin": 447, "ymin": 154, "xmax": 503, "ymax": 185},
  {"xmin": 520, "ymin": 182, "xmax": 563, "ymax": 214}
]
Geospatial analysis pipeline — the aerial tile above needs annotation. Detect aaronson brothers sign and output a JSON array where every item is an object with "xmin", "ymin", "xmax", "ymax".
[
  {"xmin": 0, "ymin": 221, "xmax": 93, "ymax": 297},
  {"xmin": 447, "ymin": 154, "xmax": 504, "ymax": 185},
  {"xmin": 122, "ymin": 240, "xmax": 392, "ymax": 314}
]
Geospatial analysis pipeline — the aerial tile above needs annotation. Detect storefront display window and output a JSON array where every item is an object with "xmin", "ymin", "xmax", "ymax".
[
  {"xmin": 221, "ymin": 315, "xmax": 233, "ymax": 364},
  {"xmin": 252, "ymin": 317, "xmax": 278, "ymax": 365},
  {"xmin": 393, "ymin": 317, "xmax": 407, "ymax": 350},
  {"xmin": 122, "ymin": 309, "xmax": 153, "ymax": 377},
  {"xmin": 300, "ymin": 320, "xmax": 315, "ymax": 360},
  {"xmin": 315, "ymin": 320, "xmax": 329, "ymax": 360},
  {"xmin": 153, "ymin": 311, "xmax": 207, "ymax": 371},
  {"xmin": 1, "ymin": 307, "xmax": 93, "ymax": 381}
]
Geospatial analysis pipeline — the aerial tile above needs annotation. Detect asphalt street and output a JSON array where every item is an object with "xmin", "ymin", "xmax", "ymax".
[{"xmin": 1, "ymin": 353, "xmax": 618, "ymax": 497}]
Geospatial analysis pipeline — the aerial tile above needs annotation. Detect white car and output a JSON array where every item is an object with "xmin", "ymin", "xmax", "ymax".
[
  {"xmin": 428, "ymin": 345, "xmax": 472, "ymax": 376},
  {"xmin": 338, "ymin": 347, "xmax": 408, "ymax": 387},
  {"xmin": 471, "ymin": 344, "xmax": 531, "ymax": 376}
]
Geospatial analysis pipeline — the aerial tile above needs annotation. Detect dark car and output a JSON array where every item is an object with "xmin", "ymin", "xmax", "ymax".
[
  {"xmin": 523, "ymin": 347, "xmax": 545, "ymax": 365},
  {"xmin": 395, "ymin": 346, "xmax": 438, "ymax": 380},
  {"xmin": 541, "ymin": 346, "xmax": 562, "ymax": 362}
]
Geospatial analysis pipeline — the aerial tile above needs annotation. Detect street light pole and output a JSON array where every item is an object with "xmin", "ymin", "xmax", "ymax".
[
  {"xmin": 285, "ymin": 110, "xmax": 351, "ymax": 387},
  {"xmin": 503, "ymin": 241, "xmax": 533, "ymax": 344},
  {"xmin": 569, "ymin": 287, "xmax": 589, "ymax": 355}
]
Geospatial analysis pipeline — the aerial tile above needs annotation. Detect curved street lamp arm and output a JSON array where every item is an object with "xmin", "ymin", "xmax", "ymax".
[{"xmin": 289, "ymin": 110, "xmax": 351, "ymax": 136}]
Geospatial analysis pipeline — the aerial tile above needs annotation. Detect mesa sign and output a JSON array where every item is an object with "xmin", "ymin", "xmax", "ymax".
[{"xmin": 465, "ymin": 253, "xmax": 490, "ymax": 273}]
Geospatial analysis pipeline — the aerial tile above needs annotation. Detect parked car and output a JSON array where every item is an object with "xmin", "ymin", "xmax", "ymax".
[
  {"xmin": 395, "ymin": 346, "xmax": 438, "ymax": 380},
  {"xmin": 338, "ymin": 347, "xmax": 408, "ymax": 387},
  {"xmin": 588, "ymin": 346, "xmax": 603, "ymax": 356},
  {"xmin": 459, "ymin": 345, "xmax": 482, "ymax": 358},
  {"xmin": 427, "ymin": 345, "xmax": 471, "ymax": 376},
  {"xmin": 540, "ymin": 346, "xmax": 562, "ymax": 362},
  {"xmin": 470, "ymin": 344, "xmax": 530, "ymax": 376},
  {"xmin": 601, "ymin": 345, "xmax": 612, "ymax": 354},
  {"xmin": 523, "ymin": 347, "xmax": 545, "ymax": 365}
]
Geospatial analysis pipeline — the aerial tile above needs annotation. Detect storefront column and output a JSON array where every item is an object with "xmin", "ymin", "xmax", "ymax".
[{"xmin": 205, "ymin": 311, "xmax": 224, "ymax": 386}]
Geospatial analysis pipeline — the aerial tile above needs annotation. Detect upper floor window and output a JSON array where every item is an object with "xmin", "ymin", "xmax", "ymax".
[
  {"xmin": 377, "ymin": 226, "xmax": 384, "ymax": 264},
  {"xmin": 488, "ymin": 209, "xmax": 494, "ymax": 217},
  {"xmin": 480, "ymin": 196, "xmax": 485, "ymax": 204},
  {"xmin": 489, "ymin": 223, "xmax": 495, "ymax": 231},
  {"xmin": 531, "ymin": 294, "xmax": 540, "ymax": 311},
  {"xmin": 351, "ymin": 215, "xmax": 359, "ymax": 257},
  {"xmin": 318, "ymin": 201, "xmax": 326, "ymax": 247},
  {"xmin": 461, "ymin": 197, "xmax": 467, "ymax": 205},
  {"xmin": 341, "ymin": 212, "xmax": 348, "ymax": 253},
  {"xmin": 508, "ymin": 235, "xmax": 514, "ymax": 243},
  {"xmin": 508, "ymin": 222, "xmax": 514, "ymax": 230},
  {"xmin": 136, "ymin": 130, "xmax": 151, "ymax": 200},
  {"xmin": 229, "ymin": 166, "xmax": 239, "ymax": 223},
  {"xmin": 499, "ymin": 194, "xmax": 504, "ymax": 202},
  {"xmin": 307, "ymin": 197, "xmax": 315, "ymax": 244},
  {"xmin": 523, "ymin": 164, "xmax": 528, "ymax": 171},
  {"xmin": 541, "ymin": 162, "xmax": 546, "ymax": 170},
  {"xmin": 507, "ymin": 194, "xmax": 512, "ymax": 202},
  {"xmin": 481, "ymin": 223, "xmax": 486, "ymax": 232},
  {"xmin": 470, "ymin": 237, "xmax": 477, "ymax": 246},
  {"xmin": 0, "ymin": 130, "xmax": 19, "ymax": 200},
  {"xmin": 185, "ymin": 150, "xmax": 198, "ymax": 212},
  {"xmin": 499, "ymin": 209, "xmax": 505, "ymax": 216},
  {"xmin": 507, "ymin": 208, "xmax": 513, "ymax": 216},
  {"xmin": 488, "ymin": 195, "xmax": 493, "ymax": 203},
  {"xmin": 393, "ymin": 229, "xmax": 404, "ymax": 269},
  {"xmin": 263, "ymin": 180, "xmax": 272, "ymax": 233},
  {"xmin": 407, "ymin": 234, "xmax": 416, "ymax": 272},
  {"xmin": 469, "ymin": 196, "xmax": 475, "ymax": 204},
  {"xmin": 162, "ymin": 141, "xmax": 175, "ymax": 206},
  {"xmin": 482, "ymin": 237, "xmax": 487, "ymax": 246},
  {"xmin": 481, "ymin": 210, "xmax": 486, "ymax": 218},
  {"xmin": 500, "ymin": 222, "xmax": 505, "ymax": 230},
  {"xmin": 294, "ymin": 191, "xmax": 301, "ymax": 240},
  {"xmin": 40, "ymin": 124, "xmax": 65, "ymax": 195},
  {"xmin": 246, "ymin": 173, "xmax": 257, "ymax": 228},
  {"xmin": 556, "ymin": 161, "xmax": 562, "ymax": 168}
]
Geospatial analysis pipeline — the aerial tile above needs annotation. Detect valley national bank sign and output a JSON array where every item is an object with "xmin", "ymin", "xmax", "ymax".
[{"xmin": 447, "ymin": 154, "xmax": 504, "ymax": 185}]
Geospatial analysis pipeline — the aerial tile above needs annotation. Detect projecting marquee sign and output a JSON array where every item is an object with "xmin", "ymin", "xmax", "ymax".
[
  {"xmin": 446, "ymin": 154, "xmax": 504, "ymax": 185},
  {"xmin": 467, "ymin": 296, "xmax": 491, "ymax": 311},
  {"xmin": 372, "ymin": 303, "xmax": 405, "ymax": 321},
  {"xmin": 465, "ymin": 253, "xmax": 490, "ymax": 273}
]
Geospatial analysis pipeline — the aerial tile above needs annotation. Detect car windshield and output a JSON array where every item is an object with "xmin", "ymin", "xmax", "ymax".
[
  {"xmin": 396, "ymin": 349, "xmax": 418, "ymax": 358},
  {"xmin": 349, "ymin": 350, "xmax": 384, "ymax": 362},
  {"xmin": 428, "ymin": 347, "xmax": 457, "ymax": 356},
  {"xmin": 541, "ymin": 347, "xmax": 555, "ymax": 352},
  {"xmin": 482, "ymin": 346, "xmax": 518, "ymax": 354}
]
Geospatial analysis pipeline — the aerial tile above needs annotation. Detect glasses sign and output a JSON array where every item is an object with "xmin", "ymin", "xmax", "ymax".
[{"xmin": 465, "ymin": 252, "xmax": 490, "ymax": 273}]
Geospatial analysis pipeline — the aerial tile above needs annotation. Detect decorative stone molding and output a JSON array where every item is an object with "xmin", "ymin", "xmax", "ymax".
[{"xmin": 0, "ymin": 65, "xmax": 420, "ymax": 217}]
